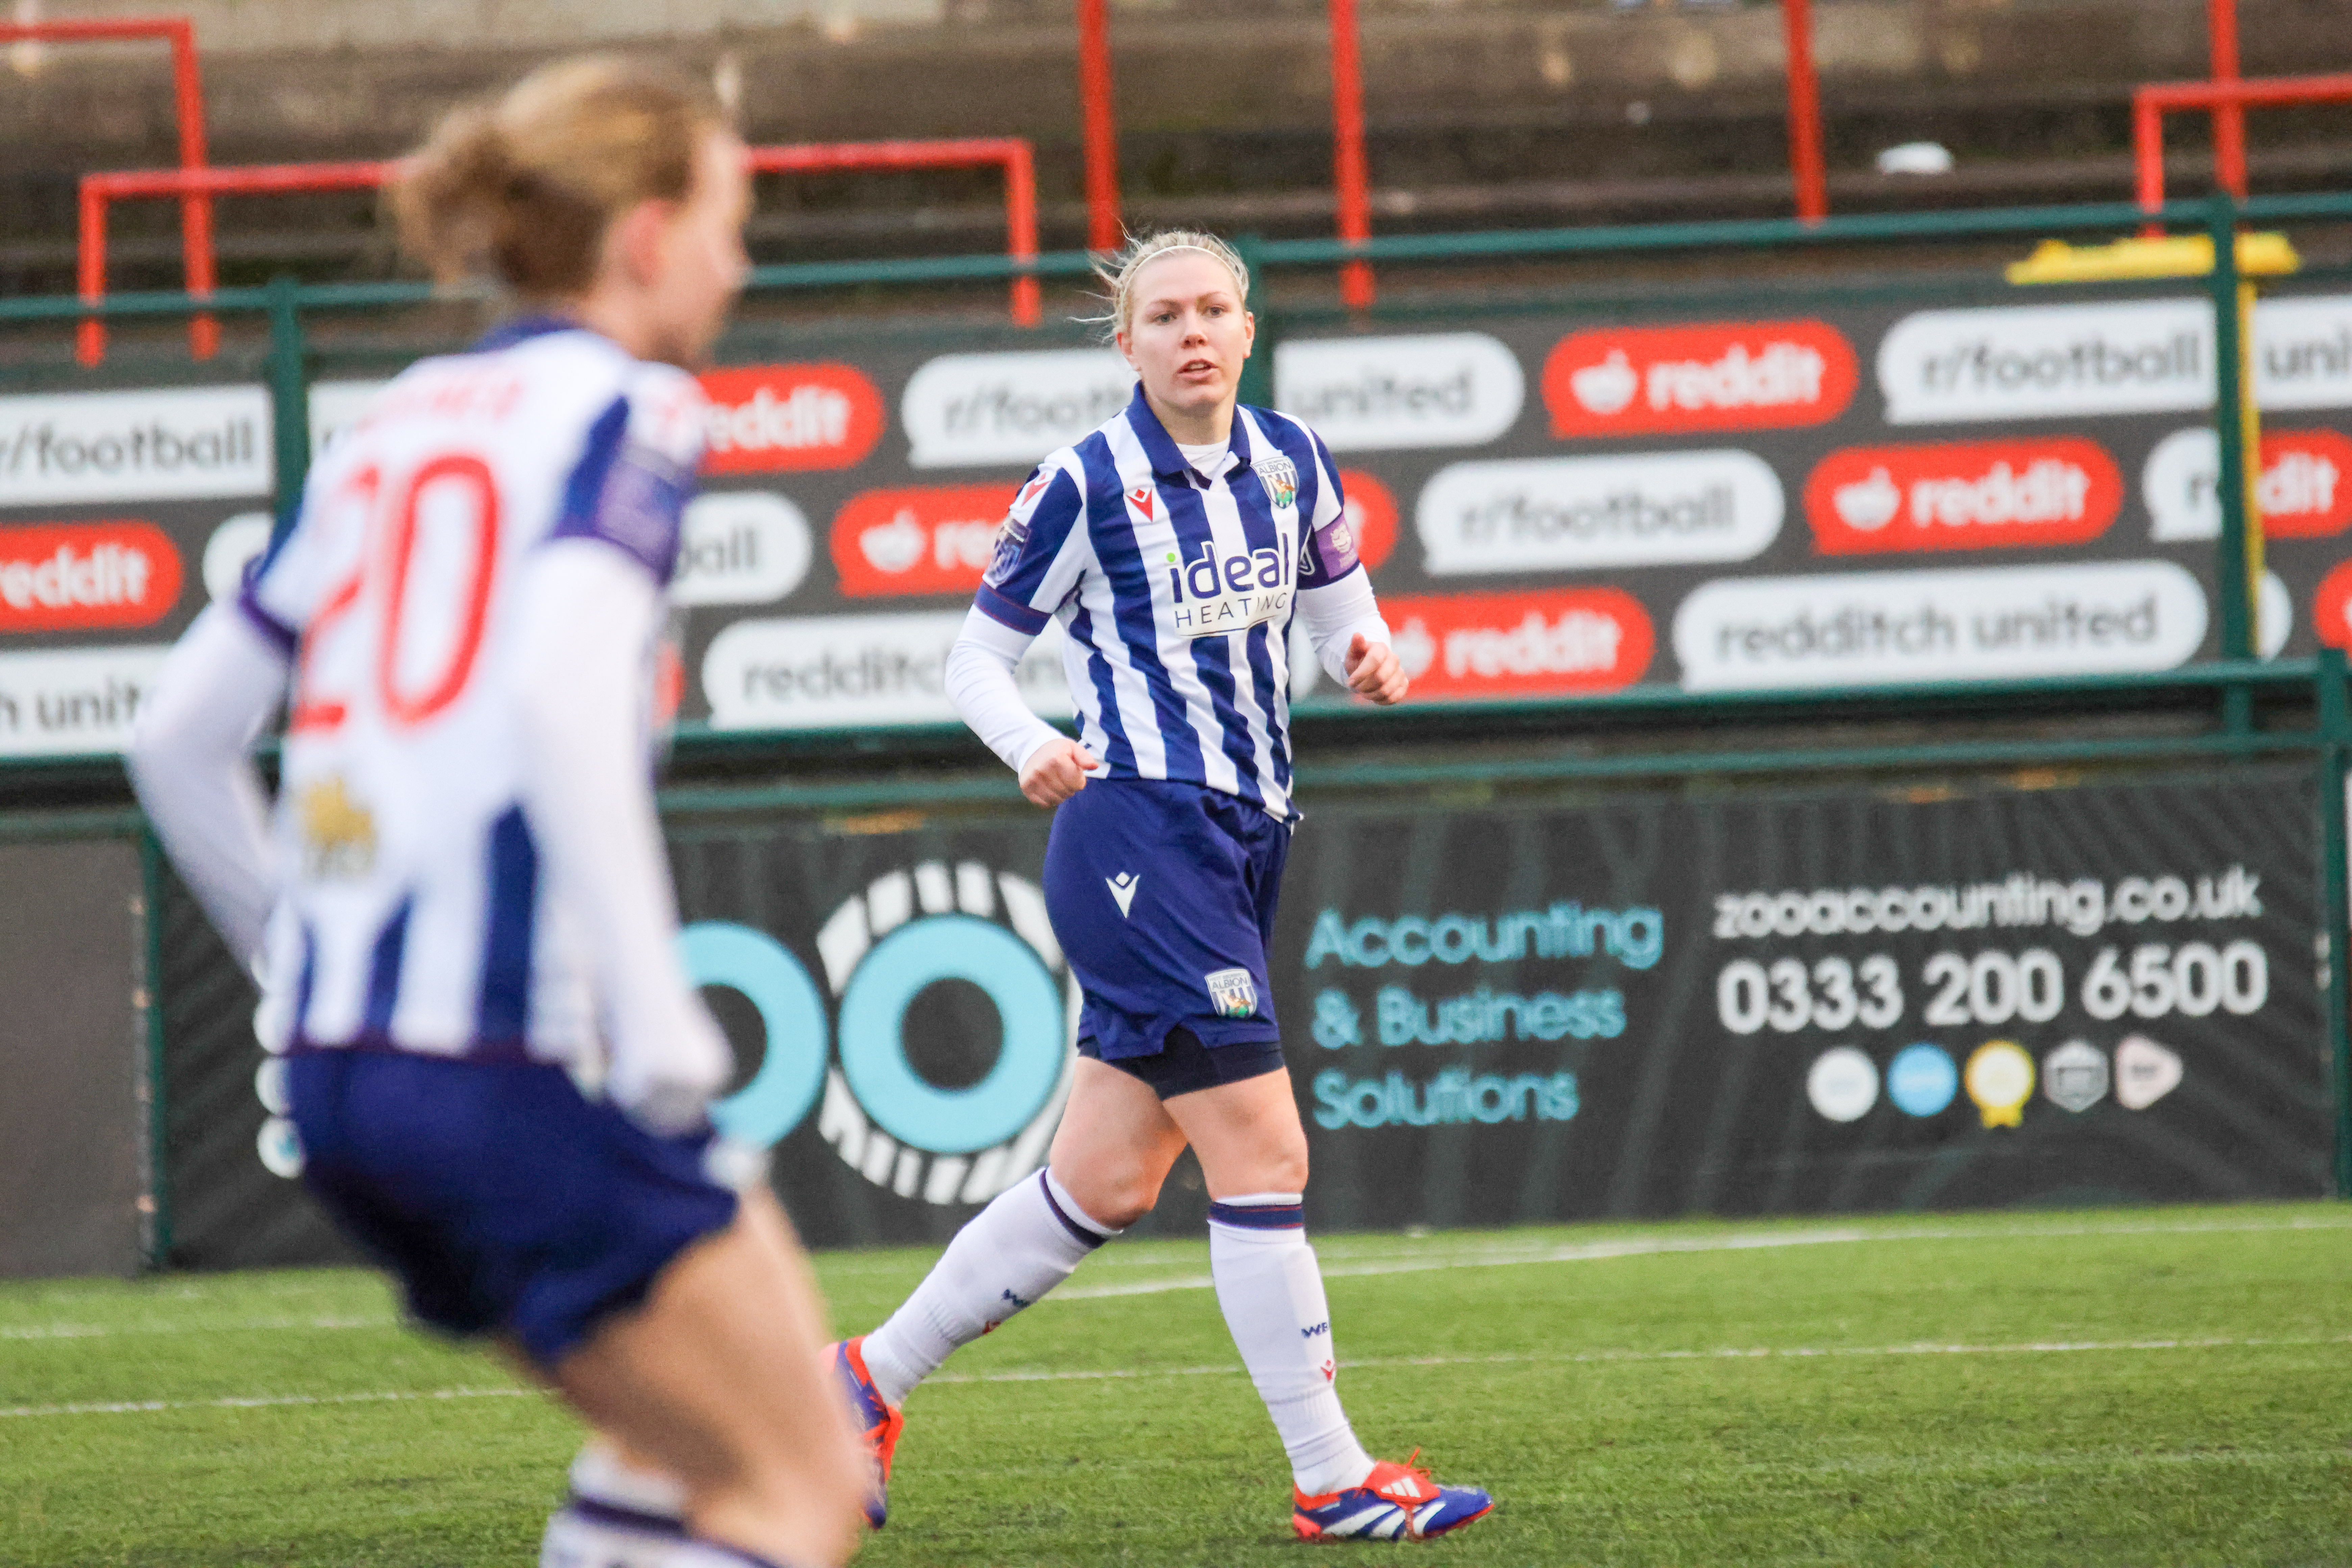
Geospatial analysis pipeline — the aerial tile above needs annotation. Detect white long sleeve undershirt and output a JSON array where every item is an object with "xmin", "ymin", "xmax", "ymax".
[
  {"xmin": 944, "ymin": 608, "xmax": 1063, "ymax": 774},
  {"xmin": 1295, "ymin": 569, "xmax": 1391, "ymax": 687},
  {"xmin": 128, "ymin": 603, "xmax": 291, "ymax": 973},
  {"xmin": 511, "ymin": 541, "xmax": 730, "ymax": 1132},
  {"xmin": 942, "ymin": 570, "xmax": 1393, "ymax": 777}
]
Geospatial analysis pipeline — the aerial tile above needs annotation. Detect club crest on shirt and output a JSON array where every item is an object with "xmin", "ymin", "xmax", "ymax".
[
  {"xmin": 1206, "ymin": 966, "xmax": 1258, "ymax": 1019},
  {"xmin": 299, "ymin": 775, "xmax": 377, "ymax": 879},
  {"xmin": 1252, "ymin": 455, "xmax": 1298, "ymax": 511}
]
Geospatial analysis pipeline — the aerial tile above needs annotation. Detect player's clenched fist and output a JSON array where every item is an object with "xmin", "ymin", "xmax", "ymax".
[
  {"xmin": 1345, "ymin": 633, "xmax": 1408, "ymax": 706},
  {"xmin": 1020, "ymin": 736, "xmax": 1101, "ymax": 807}
]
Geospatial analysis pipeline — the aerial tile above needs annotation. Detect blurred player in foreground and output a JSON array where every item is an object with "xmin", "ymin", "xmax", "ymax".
[
  {"xmin": 129, "ymin": 57, "xmax": 866, "ymax": 1568},
  {"xmin": 830, "ymin": 231, "xmax": 1494, "ymax": 1543}
]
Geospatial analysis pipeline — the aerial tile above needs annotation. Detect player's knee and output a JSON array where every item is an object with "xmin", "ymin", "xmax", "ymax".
[
  {"xmin": 1059, "ymin": 1162, "xmax": 1160, "ymax": 1229},
  {"xmin": 1250, "ymin": 1116, "xmax": 1310, "ymax": 1196},
  {"xmin": 1093, "ymin": 1176, "xmax": 1163, "ymax": 1230}
]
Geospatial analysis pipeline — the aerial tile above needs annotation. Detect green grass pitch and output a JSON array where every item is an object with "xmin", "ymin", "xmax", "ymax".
[{"xmin": 3, "ymin": 1202, "xmax": 2349, "ymax": 1566}]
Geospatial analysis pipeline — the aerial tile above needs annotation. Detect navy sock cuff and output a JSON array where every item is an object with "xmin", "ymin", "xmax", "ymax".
[
  {"xmin": 1208, "ymin": 1199, "xmax": 1305, "ymax": 1230},
  {"xmin": 688, "ymin": 1539, "xmax": 804, "ymax": 1568},
  {"xmin": 562, "ymin": 1496, "xmax": 686, "ymax": 1537},
  {"xmin": 1038, "ymin": 1169, "xmax": 1111, "ymax": 1249}
]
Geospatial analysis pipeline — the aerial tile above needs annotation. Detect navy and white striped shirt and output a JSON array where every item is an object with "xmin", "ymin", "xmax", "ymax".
[
  {"xmin": 244, "ymin": 320, "xmax": 704, "ymax": 1063},
  {"xmin": 974, "ymin": 387, "xmax": 1365, "ymax": 821}
]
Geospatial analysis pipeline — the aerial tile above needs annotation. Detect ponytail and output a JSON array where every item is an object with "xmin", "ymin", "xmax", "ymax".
[{"xmin": 393, "ymin": 56, "xmax": 725, "ymax": 297}]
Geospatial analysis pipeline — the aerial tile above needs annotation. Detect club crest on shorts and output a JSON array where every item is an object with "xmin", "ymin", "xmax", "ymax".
[
  {"xmin": 1205, "ymin": 966, "xmax": 1258, "ymax": 1019},
  {"xmin": 1253, "ymin": 455, "xmax": 1298, "ymax": 511}
]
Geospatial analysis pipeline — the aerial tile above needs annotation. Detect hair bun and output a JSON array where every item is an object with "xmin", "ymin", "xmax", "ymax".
[{"xmin": 391, "ymin": 55, "xmax": 724, "ymax": 296}]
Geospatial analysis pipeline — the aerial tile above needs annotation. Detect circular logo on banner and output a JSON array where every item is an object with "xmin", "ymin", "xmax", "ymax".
[
  {"xmin": 692, "ymin": 860, "xmax": 1078, "ymax": 1208},
  {"xmin": 1886, "ymin": 1043, "xmax": 1959, "ymax": 1117},
  {"xmin": 250, "ymin": 861, "xmax": 1078, "ymax": 1212},
  {"xmin": 1965, "ymin": 1040, "xmax": 2036, "ymax": 1128},
  {"xmin": 1806, "ymin": 1046, "xmax": 1880, "ymax": 1123},
  {"xmin": 682, "ymin": 920, "xmax": 831, "ymax": 1148},
  {"xmin": 837, "ymin": 916, "xmax": 1065, "ymax": 1154}
]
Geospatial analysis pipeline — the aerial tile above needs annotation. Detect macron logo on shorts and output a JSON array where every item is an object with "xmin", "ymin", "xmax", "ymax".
[{"xmin": 1106, "ymin": 871, "xmax": 1140, "ymax": 917}]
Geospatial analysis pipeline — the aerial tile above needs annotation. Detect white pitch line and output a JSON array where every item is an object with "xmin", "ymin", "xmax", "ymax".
[
  {"xmin": 4, "ymin": 1214, "xmax": 2346, "ymax": 1338},
  {"xmin": 1058, "ymin": 1214, "xmax": 2352, "ymax": 1299},
  {"xmin": 10, "ymin": 1333, "xmax": 2343, "ymax": 1419},
  {"xmin": 1061, "ymin": 1227, "xmax": 1871, "ymax": 1297},
  {"xmin": 928, "ymin": 1332, "xmax": 2352, "ymax": 1385},
  {"xmin": 0, "ymin": 1386, "xmax": 537, "ymax": 1420},
  {"xmin": 0, "ymin": 1315, "xmax": 394, "ymax": 1342}
]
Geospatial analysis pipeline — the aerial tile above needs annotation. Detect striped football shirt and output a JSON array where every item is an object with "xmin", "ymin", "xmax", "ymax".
[{"xmin": 974, "ymin": 386, "xmax": 1366, "ymax": 821}]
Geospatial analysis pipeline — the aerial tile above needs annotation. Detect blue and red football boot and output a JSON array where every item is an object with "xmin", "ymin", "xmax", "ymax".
[
  {"xmin": 1291, "ymin": 1450, "xmax": 1492, "ymax": 1542},
  {"xmin": 827, "ymin": 1337, "xmax": 904, "ymax": 1529}
]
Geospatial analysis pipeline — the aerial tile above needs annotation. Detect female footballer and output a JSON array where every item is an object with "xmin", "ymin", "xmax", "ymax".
[
  {"xmin": 832, "ymin": 231, "xmax": 1493, "ymax": 1544},
  {"xmin": 129, "ymin": 57, "xmax": 867, "ymax": 1568}
]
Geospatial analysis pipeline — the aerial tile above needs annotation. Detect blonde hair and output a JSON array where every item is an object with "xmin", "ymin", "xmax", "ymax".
[
  {"xmin": 1089, "ymin": 229, "xmax": 1250, "ymax": 341},
  {"xmin": 393, "ymin": 55, "xmax": 728, "ymax": 297}
]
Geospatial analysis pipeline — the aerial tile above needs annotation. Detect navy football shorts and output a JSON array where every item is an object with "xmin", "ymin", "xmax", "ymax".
[
  {"xmin": 286, "ymin": 1048, "xmax": 739, "ymax": 1369},
  {"xmin": 1045, "ymin": 778, "xmax": 1291, "ymax": 1083},
  {"xmin": 1078, "ymin": 1025, "xmax": 1286, "ymax": 1098}
]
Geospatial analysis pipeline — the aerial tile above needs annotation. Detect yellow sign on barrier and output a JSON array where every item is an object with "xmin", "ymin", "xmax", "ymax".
[{"xmin": 2004, "ymin": 231, "xmax": 2300, "ymax": 284}]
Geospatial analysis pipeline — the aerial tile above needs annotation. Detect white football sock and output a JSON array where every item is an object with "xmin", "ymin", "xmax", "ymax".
[
  {"xmin": 570, "ymin": 1441, "xmax": 687, "ymax": 1521},
  {"xmin": 666, "ymin": 1542, "xmax": 803, "ymax": 1568},
  {"xmin": 1208, "ymin": 1193, "xmax": 1375, "ymax": 1497},
  {"xmin": 539, "ymin": 1508, "xmax": 677, "ymax": 1568},
  {"xmin": 540, "ymin": 1441, "xmax": 688, "ymax": 1568},
  {"xmin": 860, "ymin": 1168, "xmax": 1118, "ymax": 1407}
]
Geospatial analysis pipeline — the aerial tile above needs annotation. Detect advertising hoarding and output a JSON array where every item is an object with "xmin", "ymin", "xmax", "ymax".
[
  {"xmin": 0, "ymin": 840, "xmax": 150, "ymax": 1278},
  {"xmin": 651, "ymin": 289, "xmax": 2348, "ymax": 719},
  {"xmin": 164, "ymin": 767, "xmax": 2334, "ymax": 1261},
  {"xmin": 11, "ymin": 287, "xmax": 2347, "ymax": 750},
  {"xmin": 678, "ymin": 767, "xmax": 2336, "ymax": 1236}
]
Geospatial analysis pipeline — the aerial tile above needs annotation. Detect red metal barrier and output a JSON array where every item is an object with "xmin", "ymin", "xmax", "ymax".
[
  {"xmin": 77, "ymin": 161, "xmax": 389, "ymax": 364},
  {"xmin": 1326, "ymin": 0, "xmax": 1373, "ymax": 310},
  {"xmin": 3, "ymin": 16, "xmax": 215, "ymax": 359},
  {"xmin": 2134, "ymin": 72, "xmax": 2352, "ymax": 229},
  {"xmin": 1330, "ymin": 0, "xmax": 1373, "ymax": 308},
  {"xmin": 2208, "ymin": 0, "xmax": 2246, "ymax": 200},
  {"xmin": 1069, "ymin": 1, "xmax": 1382, "ymax": 304},
  {"xmin": 1783, "ymin": 0, "xmax": 1828, "ymax": 223},
  {"xmin": 1075, "ymin": 0, "xmax": 1122, "ymax": 251},
  {"xmin": 77, "ymin": 139, "xmax": 1043, "ymax": 364},
  {"xmin": 744, "ymin": 138, "xmax": 1039, "ymax": 326}
]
